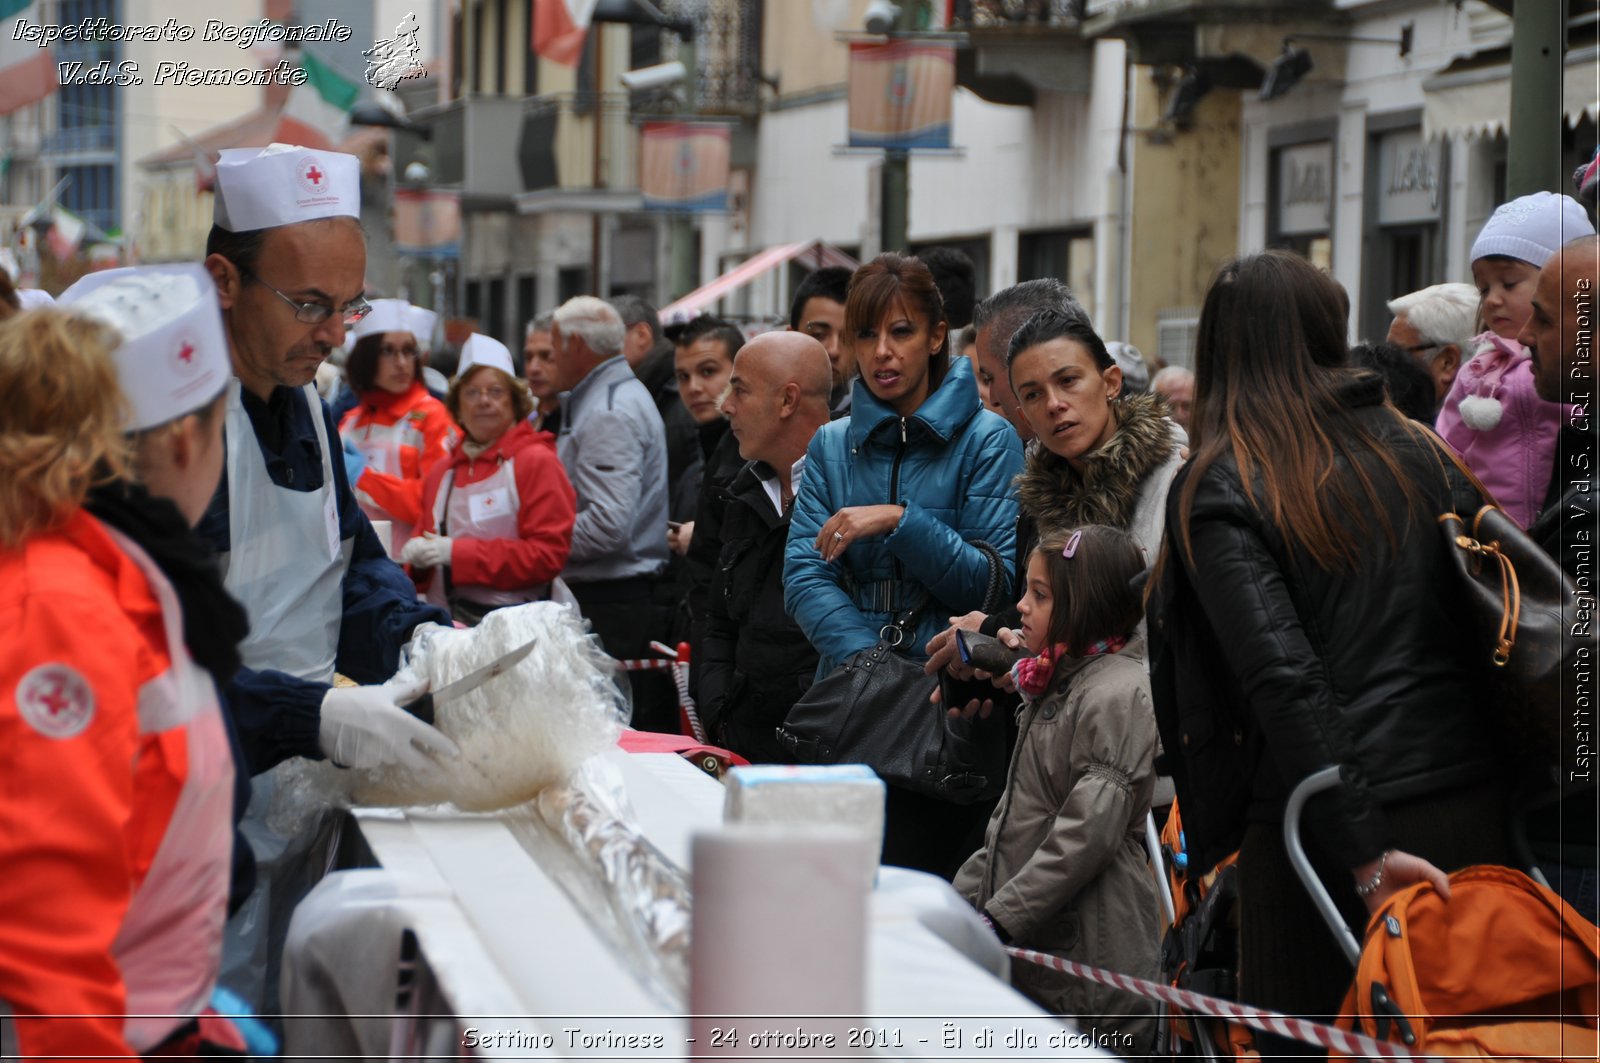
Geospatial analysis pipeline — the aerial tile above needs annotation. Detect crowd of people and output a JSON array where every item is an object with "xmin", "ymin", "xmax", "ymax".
[{"xmin": 0, "ymin": 137, "xmax": 1595, "ymax": 1056}]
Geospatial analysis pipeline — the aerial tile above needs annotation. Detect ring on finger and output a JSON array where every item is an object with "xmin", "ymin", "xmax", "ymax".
[{"xmin": 834, "ymin": 531, "xmax": 844, "ymax": 541}]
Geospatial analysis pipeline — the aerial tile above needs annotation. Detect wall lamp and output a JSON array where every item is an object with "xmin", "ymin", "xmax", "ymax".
[
  {"xmin": 1163, "ymin": 66, "xmax": 1213, "ymax": 126},
  {"xmin": 1261, "ymin": 22, "xmax": 1413, "ymax": 101}
]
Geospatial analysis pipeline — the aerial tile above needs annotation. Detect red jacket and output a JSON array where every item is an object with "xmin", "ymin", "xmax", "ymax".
[
  {"xmin": 338, "ymin": 381, "xmax": 458, "ymax": 530},
  {"xmin": 411, "ymin": 421, "xmax": 577, "ymax": 595},
  {"xmin": 0, "ymin": 512, "xmax": 233, "ymax": 1058}
]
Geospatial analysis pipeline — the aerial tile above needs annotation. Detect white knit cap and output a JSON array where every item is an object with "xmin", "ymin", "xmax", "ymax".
[
  {"xmin": 212, "ymin": 143, "xmax": 360, "ymax": 232},
  {"xmin": 61, "ymin": 264, "xmax": 230, "ymax": 431},
  {"xmin": 1469, "ymin": 191, "xmax": 1595, "ymax": 268},
  {"xmin": 406, "ymin": 305, "xmax": 438, "ymax": 350},
  {"xmin": 456, "ymin": 333, "xmax": 515, "ymax": 379},
  {"xmin": 349, "ymin": 298, "xmax": 412, "ymax": 342}
]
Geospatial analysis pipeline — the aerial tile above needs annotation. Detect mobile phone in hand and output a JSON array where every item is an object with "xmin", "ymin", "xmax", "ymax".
[{"xmin": 956, "ymin": 629, "xmax": 1027, "ymax": 674}]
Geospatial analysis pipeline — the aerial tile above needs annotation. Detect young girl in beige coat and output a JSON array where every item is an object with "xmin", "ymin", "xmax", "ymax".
[{"xmin": 953, "ymin": 525, "xmax": 1161, "ymax": 1055}]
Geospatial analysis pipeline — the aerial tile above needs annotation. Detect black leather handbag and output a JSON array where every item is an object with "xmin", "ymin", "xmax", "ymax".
[
  {"xmin": 1427, "ymin": 428, "xmax": 1594, "ymax": 756},
  {"xmin": 775, "ymin": 542, "xmax": 1010, "ymax": 804}
]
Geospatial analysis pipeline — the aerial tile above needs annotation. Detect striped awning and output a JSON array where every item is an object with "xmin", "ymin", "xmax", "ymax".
[{"xmin": 660, "ymin": 239, "xmax": 859, "ymax": 325}]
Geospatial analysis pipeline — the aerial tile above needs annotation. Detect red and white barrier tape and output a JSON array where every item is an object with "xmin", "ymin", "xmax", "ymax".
[
  {"xmin": 1005, "ymin": 947, "xmax": 1414, "ymax": 1059},
  {"xmin": 615, "ymin": 644, "xmax": 707, "ymax": 744}
]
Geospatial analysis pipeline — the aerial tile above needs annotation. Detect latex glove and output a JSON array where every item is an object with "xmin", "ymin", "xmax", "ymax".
[
  {"xmin": 400, "ymin": 533, "xmax": 452, "ymax": 569},
  {"xmin": 342, "ymin": 440, "xmax": 367, "ymax": 486},
  {"xmin": 318, "ymin": 674, "xmax": 461, "ymax": 772}
]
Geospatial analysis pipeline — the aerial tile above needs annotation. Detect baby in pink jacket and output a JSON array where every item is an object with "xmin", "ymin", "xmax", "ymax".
[{"xmin": 1436, "ymin": 192, "xmax": 1594, "ymax": 528}]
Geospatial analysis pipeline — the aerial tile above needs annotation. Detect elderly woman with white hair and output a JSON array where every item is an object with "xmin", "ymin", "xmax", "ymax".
[
  {"xmin": 402, "ymin": 333, "xmax": 577, "ymax": 625},
  {"xmin": 1384, "ymin": 282, "xmax": 1479, "ymax": 410}
]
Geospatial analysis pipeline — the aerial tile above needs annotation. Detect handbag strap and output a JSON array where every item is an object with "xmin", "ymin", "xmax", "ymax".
[
  {"xmin": 970, "ymin": 539, "xmax": 1008, "ymax": 615},
  {"xmin": 1414, "ymin": 423, "xmax": 1500, "ymax": 512},
  {"xmin": 1419, "ymin": 425, "xmax": 1522, "ymax": 664}
]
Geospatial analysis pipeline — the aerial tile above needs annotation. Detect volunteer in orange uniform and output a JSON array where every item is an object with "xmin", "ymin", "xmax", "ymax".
[
  {"xmin": 0, "ymin": 266, "xmax": 246, "ymax": 1056},
  {"xmin": 403, "ymin": 334, "xmax": 577, "ymax": 624},
  {"xmin": 338, "ymin": 298, "xmax": 459, "ymax": 550}
]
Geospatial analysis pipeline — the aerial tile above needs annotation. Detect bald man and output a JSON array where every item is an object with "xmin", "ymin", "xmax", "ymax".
[
  {"xmin": 1523, "ymin": 236, "xmax": 1598, "ymax": 578},
  {"xmin": 698, "ymin": 333, "xmax": 833, "ymax": 761}
]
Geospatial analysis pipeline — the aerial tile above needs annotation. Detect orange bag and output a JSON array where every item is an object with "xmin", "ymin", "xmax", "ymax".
[{"xmin": 1335, "ymin": 865, "xmax": 1599, "ymax": 1061}]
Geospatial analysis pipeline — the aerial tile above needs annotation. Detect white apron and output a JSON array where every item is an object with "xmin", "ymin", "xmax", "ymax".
[
  {"xmin": 344, "ymin": 416, "xmax": 422, "ymax": 547},
  {"xmin": 424, "ymin": 456, "xmax": 547, "ymax": 609},
  {"xmin": 102, "ymin": 527, "xmax": 235, "ymax": 1053},
  {"xmin": 218, "ymin": 379, "xmax": 352, "ymax": 1015},
  {"xmin": 222, "ymin": 380, "xmax": 350, "ymax": 684}
]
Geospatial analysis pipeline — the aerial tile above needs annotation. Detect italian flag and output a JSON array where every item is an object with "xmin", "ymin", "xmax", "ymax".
[
  {"xmin": 277, "ymin": 50, "xmax": 358, "ymax": 151},
  {"xmin": 0, "ymin": 0, "xmax": 57, "ymax": 115},
  {"xmin": 532, "ymin": 0, "xmax": 599, "ymax": 66}
]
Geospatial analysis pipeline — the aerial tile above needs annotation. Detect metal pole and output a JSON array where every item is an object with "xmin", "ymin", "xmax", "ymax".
[
  {"xmin": 590, "ymin": 32, "xmax": 606, "ymax": 293},
  {"xmin": 668, "ymin": 33, "xmax": 698, "ymax": 300},
  {"xmin": 880, "ymin": 149, "xmax": 910, "ymax": 254},
  {"xmin": 1507, "ymin": 0, "xmax": 1566, "ymax": 198},
  {"xmin": 878, "ymin": 1, "xmax": 918, "ymax": 256}
]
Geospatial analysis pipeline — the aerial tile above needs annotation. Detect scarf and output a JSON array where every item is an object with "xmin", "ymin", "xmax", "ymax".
[
  {"xmin": 1012, "ymin": 634, "xmax": 1131, "ymax": 702},
  {"xmin": 83, "ymin": 480, "xmax": 249, "ymax": 689}
]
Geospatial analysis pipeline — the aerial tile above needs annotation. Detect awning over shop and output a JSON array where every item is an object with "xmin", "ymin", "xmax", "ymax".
[
  {"xmin": 1423, "ymin": 45, "xmax": 1599, "ymax": 140},
  {"xmin": 660, "ymin": 239, "xmax": 859, "ymax": 325}
]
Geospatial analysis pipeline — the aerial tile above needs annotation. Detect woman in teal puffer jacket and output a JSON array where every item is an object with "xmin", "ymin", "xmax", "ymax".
[{"xmin": 784, "ymin": 252, "xmax": 1024, "ymax": 876}]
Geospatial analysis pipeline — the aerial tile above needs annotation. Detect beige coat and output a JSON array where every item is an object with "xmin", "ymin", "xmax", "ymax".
[{"xmin": 954, "ymin": 638, "xmax": 1162, "ymax": 1054}]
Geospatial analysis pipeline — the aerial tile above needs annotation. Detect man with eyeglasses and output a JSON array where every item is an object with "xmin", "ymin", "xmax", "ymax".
[
  {"xmin": 1384, "ymin": 282, "xmax": 1478, "ymax": 413},
  {"xmin": 196, "ymin": 144, "xmax": 457, "ymax": 1013}
]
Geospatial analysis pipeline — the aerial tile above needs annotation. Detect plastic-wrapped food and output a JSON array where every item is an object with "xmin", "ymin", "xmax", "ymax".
[{"xmin": 271, "ymin": 602, "xmax": 626, "ymax": 830}]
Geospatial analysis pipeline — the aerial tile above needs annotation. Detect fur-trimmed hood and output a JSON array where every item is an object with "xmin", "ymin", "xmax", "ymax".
[{"xmin": 1015, "ymin": 393, "xmax": 1182, "ymax": 536}]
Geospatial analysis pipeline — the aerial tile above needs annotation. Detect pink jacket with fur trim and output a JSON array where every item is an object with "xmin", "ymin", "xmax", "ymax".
[{"xmin": 1434, "ymin": 332, "xmax": 1569, "ymax": 528}]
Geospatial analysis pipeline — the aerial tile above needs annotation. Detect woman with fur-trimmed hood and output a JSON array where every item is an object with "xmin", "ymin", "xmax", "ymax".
[{"xmin": 1008, "ymin": 310, "xmax": 1185, "ymax": 587}]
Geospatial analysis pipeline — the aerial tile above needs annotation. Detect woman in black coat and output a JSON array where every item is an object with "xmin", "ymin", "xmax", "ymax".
[{"xmin": 1149, "ymin": 250, "xmax": 1509, "ymax": 1050}]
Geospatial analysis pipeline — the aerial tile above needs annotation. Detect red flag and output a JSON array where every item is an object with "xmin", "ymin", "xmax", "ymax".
[{"xmin": 532, "ymin": 0, "xmax": 599, "ymax": 66}]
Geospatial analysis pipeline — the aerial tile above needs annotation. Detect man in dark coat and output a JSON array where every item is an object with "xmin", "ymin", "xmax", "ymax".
[{"xmin": 699, "ymin": 332, "xmax": 833, "ymax": 761}]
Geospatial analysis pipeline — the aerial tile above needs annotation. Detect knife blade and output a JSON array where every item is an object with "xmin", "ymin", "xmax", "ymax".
[{"xmin": 400, "ymin": 635, "xmax": 538, "ymax": 724}]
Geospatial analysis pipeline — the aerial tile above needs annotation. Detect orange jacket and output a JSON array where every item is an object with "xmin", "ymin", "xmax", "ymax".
[
  {"xmin": 339, "ymin": 381, "xmax": 459, "ymax": 529},
  {"xmin": 0, "ymin": 512, "xmax": 233, "ymax": 1059}
]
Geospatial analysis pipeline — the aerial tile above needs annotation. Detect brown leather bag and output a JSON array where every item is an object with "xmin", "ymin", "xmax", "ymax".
[{"xmin": 1425, "ymin": 427, "xmax": 1592, "ymax": 755}]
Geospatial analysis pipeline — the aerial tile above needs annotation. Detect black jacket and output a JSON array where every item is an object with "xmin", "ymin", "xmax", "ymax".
[
  {"xmin": 700, "ymin": 460, "xmax": 818, "ymax": 762},
  {"xmin": 1149, "ymin": 372, "xmax": 1497, "ymax": 871}
]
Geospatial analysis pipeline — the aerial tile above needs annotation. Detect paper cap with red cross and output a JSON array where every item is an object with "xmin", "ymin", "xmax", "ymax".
[
  {"xmin": 61, "ymin": 264, "xmax": 230, "ymax": 432},
  {"xmin": 456, "ymin": 333, "xmax": 515, "ymax": 379},
  {"xmin": 350, "ymin": 298, "xmax": 412, "ymax": 342},
  {"xmin": 212, "ymin": 143, "xmax": 360, "ymax": 232}
]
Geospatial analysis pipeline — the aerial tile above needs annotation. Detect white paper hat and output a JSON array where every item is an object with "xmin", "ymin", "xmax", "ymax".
[
  {"xmin": 406, "ymin": 305, "xmax": 438, "ymax": 350},
  {"xmin": 456, "ymin": 333, "xmax": 515, "ymax": 379},
  {"xmin": 16, "ymin": 288, "xmax": 54, "ymax": 309},
  {"xmin": 350, "ymin": 298, "xmax": 412, "ymax": 342},
  {"xmin": 62, "ymin": 264, "xmax": 230, "ymax": 432},
  {"xmin": 212, "ymin": 143, "xmax": 360, "ymax": 232}
]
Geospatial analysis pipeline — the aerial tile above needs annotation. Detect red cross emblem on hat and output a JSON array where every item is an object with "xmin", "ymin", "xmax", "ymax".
[
  {"xmin": 172, "ymin": 336, "xmax": 201, "ymax": 375},
  {"xmin": 297, "ymin": 155, "xmax": 330, "ymax": 194},
  {"xmin": 15, "ymin": 663, "xmax": 95, "ymax": 739}
]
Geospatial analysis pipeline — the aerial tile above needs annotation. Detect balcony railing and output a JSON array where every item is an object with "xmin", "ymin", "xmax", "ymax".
[
  {"xmin": 42, "ymin": 125, "xmax": 116, "ymax": 156},
  {"xmin": 518, "ymin": 92, "xmax": 637, "ymax": 194}
]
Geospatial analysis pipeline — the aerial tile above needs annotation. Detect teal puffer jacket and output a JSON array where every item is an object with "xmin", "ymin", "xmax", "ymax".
[{"xmin": 784, "ymin": 356, "xmax": 1024, "ymax": 674}]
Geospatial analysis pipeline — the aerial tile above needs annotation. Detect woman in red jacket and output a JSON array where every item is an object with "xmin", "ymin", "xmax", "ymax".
[
  {"xmin": 402, "ymin": 334, "xmax": 577, "ymax": 625},
  {"xmin": 1, "ymin": 266, "xmax": 250, "ymax": 1056},
  {"xmin": 338, "ymin": 298, "xmax": 459, "ymax": 554}
]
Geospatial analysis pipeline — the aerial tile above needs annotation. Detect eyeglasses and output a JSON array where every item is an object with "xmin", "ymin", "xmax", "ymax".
[
  {"xmin": 463, "ymin": 385, "xmax": 509, "ymax": 402},
  {"xmin": 378, "ymin": 344, "xmax": 418, "ymax": 360},
  {"xmin": 243, "ymin": 271, "xmax": 372, "ymax": 326}
]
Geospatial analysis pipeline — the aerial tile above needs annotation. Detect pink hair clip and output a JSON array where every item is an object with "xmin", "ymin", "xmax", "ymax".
[{"xmin": 1062, "ymin": 530, "xmax": 1082, "ymax": 559}]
